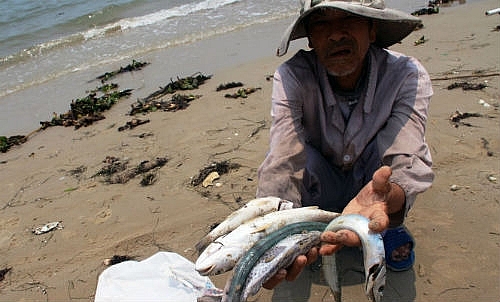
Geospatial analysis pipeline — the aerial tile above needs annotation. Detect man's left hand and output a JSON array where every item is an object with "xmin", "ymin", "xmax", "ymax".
[{"xmin": 319, "ymin": 166, "xmax": 402, "ymax": 255}]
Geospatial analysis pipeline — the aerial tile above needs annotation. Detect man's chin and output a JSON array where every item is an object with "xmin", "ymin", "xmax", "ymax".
[{"xmin": 327, "ymin": 65, "xmax": 357, "ymax": 77}]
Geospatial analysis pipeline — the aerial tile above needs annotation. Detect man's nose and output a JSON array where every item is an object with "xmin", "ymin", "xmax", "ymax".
[{"xmin": 326, "ymin": 21, "xmax": 350, "ymax": 40}]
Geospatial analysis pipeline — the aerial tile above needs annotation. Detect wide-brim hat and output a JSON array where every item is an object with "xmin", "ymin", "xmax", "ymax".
[{"xmin": 277, "ymin": 0, "xmax": 422, "ymax": 56}]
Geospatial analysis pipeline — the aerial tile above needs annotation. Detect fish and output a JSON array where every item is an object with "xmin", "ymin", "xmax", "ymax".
[
  {"xmin": 323, "ymin": 214, "xmax": 386, "ymax": 302},
  {"xmin": 195, "ymin": 207, "xmax": 340, "ymax": 276},
  {"xmin": 195, "ymin": 196, "xmax": 293, "ymax": 253},
  {"xmin": 322, "ymin": 254, "xmax": 341, "ymax": 302},
  {"xmin": 241, "ymin": 231, "xmax": 322, "ymax": 301},
  {"xmin": 223, "ymin": 222, "xmax": 327, "ymax": 302}
]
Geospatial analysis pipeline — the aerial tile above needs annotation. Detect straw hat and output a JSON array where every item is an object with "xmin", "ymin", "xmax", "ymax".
[{"xmin": 277, "ymin": 0, "xmax": 422, "ymax": 56}]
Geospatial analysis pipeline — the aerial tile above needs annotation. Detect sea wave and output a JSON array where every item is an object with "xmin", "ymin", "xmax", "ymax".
[
  {"xmin": 0, "ymin": 0, "xmax": 243, "ymax": 67},
  {"xmin": 0, "ymin": 9, "xmax": 295, "ymax": 99}
]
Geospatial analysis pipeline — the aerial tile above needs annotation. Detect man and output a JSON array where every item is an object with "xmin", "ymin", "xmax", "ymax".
[{"xmin": 255, "ymin": 0, "xmax": 434, "ymax": 301}]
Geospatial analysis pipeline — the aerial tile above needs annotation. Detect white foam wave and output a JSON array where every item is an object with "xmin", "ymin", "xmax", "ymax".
[{"xmin": 83, "ymin": 0, "xmax": 241, "ymax": 40}]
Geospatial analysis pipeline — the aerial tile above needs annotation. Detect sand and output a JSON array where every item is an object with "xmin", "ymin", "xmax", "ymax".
[{"xmin": 0, "ymin": 0, "xmax": 499, "ymax": 301}]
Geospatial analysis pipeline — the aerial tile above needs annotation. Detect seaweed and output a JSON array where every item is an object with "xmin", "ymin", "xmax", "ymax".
[
  {"xmin": 191, "ymin": 160, "xmax": 241, "ymax": 187},
  {"xmin": 97, "ymin": 60, "xmax": 150, "ymax": 83},
  {"xmin": 447, "ymin": 82, "xmax": 487, "ymax": 90},
  {"xmin": 216, "ymin": 82, "xmax": 244, "ymax": 91},
  {"xmin": 224, "ymin": 87, "xmax": 261, "ymax": 99},
  {"xmin": 449, "ymin": 110, "xmax": 482, "ymax": 127},
  {"xmin": 40, "ymin": 88, "xmax": 133, "ymax": 130},
  {"xmin": 141, "ymin": 72, "xmax": 211, "ymax": 102},
  {"xmin": 0, "ymin": 135, "xmax": 27, "ymax": 153},
  {"xmin": 94, "ymin": 157, "xmax": 168, "ymax": 184},
  {"xmin": 140, "ymin": 172, "xmax": 158, "ymax": 186},
  {"xmin": 118, "ymin": 118, "xmax": 150, "ymax": 131},
  {"xmin": 128, "ymin": 94, "xmax": 200, "ymax": 115}
]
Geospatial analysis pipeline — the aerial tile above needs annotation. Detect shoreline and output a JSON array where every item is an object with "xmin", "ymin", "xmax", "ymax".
[
  {"xmin": 0, "ymin": 1, "xmax": 499, "ymax": 301},
  {"xmin": 0, "ymin": 16, "xmax": 299, "ymax": 138}
]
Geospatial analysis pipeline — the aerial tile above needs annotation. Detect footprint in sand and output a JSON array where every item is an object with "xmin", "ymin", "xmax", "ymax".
[{"xmin": 95, "ymin": 208, "xmax": 112, "ymax": 224}]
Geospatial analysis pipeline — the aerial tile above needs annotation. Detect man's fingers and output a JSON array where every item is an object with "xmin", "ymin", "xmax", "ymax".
[
  {"xmin": 321, "ymin": 230, "xmax": 361, "ymax": 247},
  {"xmin": 368, "ymin": 207, "xmax": 390, "ymax": 232},
  {"xmin": 305, "ymin": 247, "xmax": 319, "ymax": 265},
  {"xmin": 318, "ymin": 243, "xmax": 343, "ymax": 255},
  {"xmin": 262, "ymin": 252, "xmax": 315, "ymax": 289},
  {"xmin": 285, "ymin": 255, "xmax": 308, "ymax": 281},
  {"xmin": 262, "ymin": 268, "xmax": 287, "ymax": 289},
  {"xmin": 372, "ymin": 166, "xmax": 392, "ymax": 194}
]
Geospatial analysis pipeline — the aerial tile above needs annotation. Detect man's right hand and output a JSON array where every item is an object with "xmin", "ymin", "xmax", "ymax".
[{"xmin": 261, "ymin": 247, "xmax": 319, "ymax": 290}]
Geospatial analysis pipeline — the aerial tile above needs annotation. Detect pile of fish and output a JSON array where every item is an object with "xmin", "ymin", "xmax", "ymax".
[{"xmin": 195, "ymin": 197, "xmax": 386, "ymax": 302}]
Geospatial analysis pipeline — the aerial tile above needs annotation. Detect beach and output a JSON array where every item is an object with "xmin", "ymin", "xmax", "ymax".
[{"xmin": 0, "ymin": 0, "xmax": 499, "ymax": 301}]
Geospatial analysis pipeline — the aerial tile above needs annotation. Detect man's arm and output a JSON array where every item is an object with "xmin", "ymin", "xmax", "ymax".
[{"xmin": 256, "ymin": 67, "xmax": 307, "ymax": 205}]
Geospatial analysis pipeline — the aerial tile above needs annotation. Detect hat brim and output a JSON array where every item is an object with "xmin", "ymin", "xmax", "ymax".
[{"xmin": 277, "ymin": 2, "xmax": 422, "ymax": 56}]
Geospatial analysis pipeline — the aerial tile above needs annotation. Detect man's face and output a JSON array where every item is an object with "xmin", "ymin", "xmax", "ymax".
[{"xmin": 307, "ymin": 9, "xmax": 376, "ymax": 78}]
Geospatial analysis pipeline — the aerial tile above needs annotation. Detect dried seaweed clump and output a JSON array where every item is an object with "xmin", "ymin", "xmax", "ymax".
[
  {"xmin": 216, "ymin": 82, "xmax": 243, "ymax": 91},
  {"xmin": 128, "ymin": 94, "xmax": 200, "ymax": 115},
  {"xmin": 224, "ymin": 87, "xmax": 261, "ymax": 99},
  {"xmin": 449, "ymin": 110, "xmax": 482, "ymax": 127},
  {"xmin": 40, "ymin": 88, "xmax": 133, "ymax": 130},
  {"xmin": 94, "ymin": 156, "xmax": 168, "ymax": 184},
  {"xmin": 0, "ymin": 135, "xmax": 27, "ymax": 153},
  {"xmin": 191, "ymin": 160, "xmax": 241, "ymax": 186},
  {"xmin": 142, "ymin": 72, "xmax": 211, "ymax": 102},
  {"xmin": 447, "ymin": 82, "xmax": 487, "ymax": 90},
  {"xmin": 97, "ymin": 60, "xmax": 150, "ymax": 83}
]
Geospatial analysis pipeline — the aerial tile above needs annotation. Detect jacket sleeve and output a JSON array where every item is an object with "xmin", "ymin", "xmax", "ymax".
[
  {"xmin": 256, "ymin": 65, "xmax": 307, "ymax": 206},
  {"xmin": 377, "ymin": 56, "xmax": 435, "ymax": 212}
]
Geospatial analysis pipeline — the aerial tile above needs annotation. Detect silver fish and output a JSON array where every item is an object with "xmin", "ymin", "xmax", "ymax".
[
  {"xmin": 323, "ymin": 214, "xmax": 386, "ymax": 302},
  {"xmin": 241, "ymin": 231, "xmax": 322, "ymax": 301},
  {"xmin": 223, "ymin": 222, "xmax": 327, "ymax": 302},
  {"xmin": 195, "ymin": 207, "xmax": 339, "ymax": 276},
  {"xmin": 195, "ymin": 197, "xmax": 293, "ymax": 253}
]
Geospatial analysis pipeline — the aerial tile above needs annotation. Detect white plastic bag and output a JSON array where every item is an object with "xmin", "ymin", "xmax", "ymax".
[{"xmin": 95, "ymin": 252, "xmax": 219, "ymax": 302}]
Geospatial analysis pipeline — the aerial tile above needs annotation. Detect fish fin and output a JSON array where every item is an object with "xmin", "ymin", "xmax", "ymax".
[
  {"xmin": 301, "ymin": 206, "xmax": 319, "ymax": 210},
  {"xmin": 278, "ymin": 200, "xmax": 294, "ymax": 210},
  {"xmin": 250, "ymin": 223, "xmax": 272, "ymax": 234}
]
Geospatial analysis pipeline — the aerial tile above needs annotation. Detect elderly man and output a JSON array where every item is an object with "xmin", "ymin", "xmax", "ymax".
[{"xmin": 256, "ymin": 0, "xmax": 434, "ymax": 301}]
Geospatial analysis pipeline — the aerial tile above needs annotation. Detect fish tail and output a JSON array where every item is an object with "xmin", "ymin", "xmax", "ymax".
[{"xmin": 322, "ymin": 254, "xmax": 342, "ymax": 302}]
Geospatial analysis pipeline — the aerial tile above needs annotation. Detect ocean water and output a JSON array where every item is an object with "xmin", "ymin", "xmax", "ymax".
[{"xmin": 0, "ymin": 0, "xmax": 458, "ymax": 136}]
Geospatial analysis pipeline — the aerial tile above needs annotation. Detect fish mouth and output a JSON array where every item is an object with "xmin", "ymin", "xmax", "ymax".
[{"xmin": 196, "ymin": 264, "xmax": 215, "ymax": 276}]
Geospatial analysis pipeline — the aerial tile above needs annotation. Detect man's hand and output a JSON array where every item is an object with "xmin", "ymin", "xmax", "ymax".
[
  {"xmin": 319, "ymin": 165, "xmax": 405, "ymax": 255},
  {"xmin": 262, "ymin": 247, "xmax": 318, "ymax": 289},
  {"xmin": 262, "ymin": 166, "xmax": 405, "ymax": 289}
]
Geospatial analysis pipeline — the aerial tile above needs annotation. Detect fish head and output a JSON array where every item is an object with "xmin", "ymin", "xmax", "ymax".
[
  {"xmin": 195, "ymin": 243, "xmax": 241, "ymax": 276},
  {"xmin": 196, "ymin": 264, "xmax": 216, "ymax": 276},
  {"xmin": 195, "ymin": 242, "xmax": 224, "ymax": 275},
  {"xmin": 365, "ymin": 261, "xmax": 386, "ymax": 302}
]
